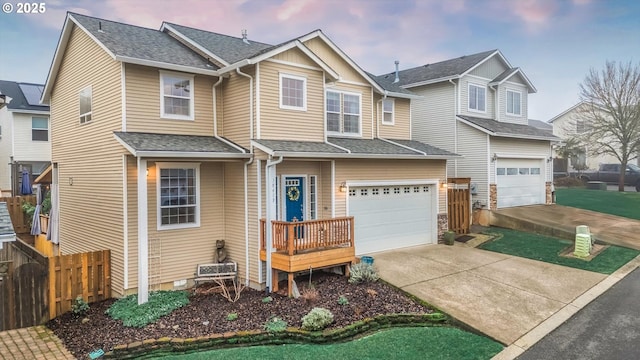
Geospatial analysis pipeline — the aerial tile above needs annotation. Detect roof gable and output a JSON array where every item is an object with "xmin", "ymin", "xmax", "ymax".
[{"xmin": 489, "ymin": 67, "xmax": 536, "ymax": 93}]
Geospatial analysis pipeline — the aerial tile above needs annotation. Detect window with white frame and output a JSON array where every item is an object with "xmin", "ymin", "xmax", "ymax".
[
  {"xmin": 160, "ymin": 72, "xmax": 194, "ymax": 120},
  {"xmin": 468, "ymin": 83, "xmax": 486, "ymax": 112},
  {"xmin": 382, "ymin": 98, "xmax": 394, "ymax": 125},
  {"xmin": 506, "ymin": 89, "xmax": 522, "ymax": 116},
  {"xmin": 157, "ymin": 163, "xmax": 200, "ymax": 229},
  {"xmin": 32, "ymin": 117, "xmax": 48, "ymax": 141},
  {"xmin": 326, "ymin": 90, "xmax": 361, "ymax": 135},
  {"xmin": 79, "ymin": 86, "xmax": 92, "ymax": 124},
  {"xmin": 280, "ymin": 73, "xmax": 306, "ymax": 111}
]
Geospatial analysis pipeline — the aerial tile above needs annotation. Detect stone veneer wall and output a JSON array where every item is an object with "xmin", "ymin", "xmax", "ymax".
[
  {"xmin": 489, "ymin": 184, "xmax": 497, "ymax": 210},
  {"xmin": 545, "ymin": 182, "xmax": 553, "ymax": 204},
  {"xmin": 437, "ymin": 213, "xmax": 448, "ymax": 244}
]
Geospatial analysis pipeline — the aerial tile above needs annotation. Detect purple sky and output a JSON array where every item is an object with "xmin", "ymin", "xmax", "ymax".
[{"xmin": 1, "ymin": 0, "xmax": 638, "ymax": 121}]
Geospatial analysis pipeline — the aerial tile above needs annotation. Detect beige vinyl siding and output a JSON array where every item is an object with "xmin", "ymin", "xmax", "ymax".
[
  {"xmin": 271, "ymin": 48, "xmax": 319, "ymax": 68},
  {"xmin": 410, "ymin": 82, "xmax": 456, "ymax": 151},
  {"xmin": 11, "ymin": 113, "xmax": 51, "ymax": 161},
  {"xmin": 325, "ymin": 82, "xmax": 373, "ymax": 139},
  {"xmin": 376, "ymin": 96, "xmax": 411, "ymax": 140},
  {"xmin": 222, "ymin": 161, "xmax": 251, "ymax": 283},
  {"xmin": 490, "ymin": 137, "xmax": 553, "ymax": 183},
  {"xmin": 302, "ymin": 37, "xmax": 370, "ymax": 84},
  {"xmin": 460, "ymin": 76, "xmax": 494, "ymax": 119},
  {"xmin": 50, "ymin": 25, "xmax": 126, "ymax": 294},
  {"xmin": 456, "ymin": 123, "xmax": 489, "ymax": 206},
  {"xmin": 124, "ymin": 64, "xmax": 216, "ymax": 135},
  {"xmin": 320, "ymin": 161, "xmax": 332, "ymax": 219},
  {"xmin": 498, "ymin": 83, "xmax": 528, "ymax": 125},
  {"xmin": 258, "ymin": 61, "xmax": 324, "ymax": 141},
  {"xmin": 468, "ymin": 55, "xmax": 508, "ymax": 79},
  {"xmin": 334, "ymin": 159, "xmax": 447, "ymax": 215},
  {"xmin": 220, "ymin": 69, "xmax": 252, "ymax": 148}
]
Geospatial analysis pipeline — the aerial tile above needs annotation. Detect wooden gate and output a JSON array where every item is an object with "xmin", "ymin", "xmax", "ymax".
[
  {"xmin": 447, "ymin": 178, "xmax": 471, "ymax": 235},
  {"xmin": 0, "ymin": 262, "xmax": 48, "ymax": 331}
]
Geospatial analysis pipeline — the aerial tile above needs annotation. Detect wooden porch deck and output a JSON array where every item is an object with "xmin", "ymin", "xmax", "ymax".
[{"xmin": 260, "ymin": 217, "xmax": 356, "ymax": 295}]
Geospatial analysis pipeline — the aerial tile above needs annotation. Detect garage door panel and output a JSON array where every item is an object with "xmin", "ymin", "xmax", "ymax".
[{"xmin": 497, "ymin": 158, "xmax": 545, "ymax": 208}]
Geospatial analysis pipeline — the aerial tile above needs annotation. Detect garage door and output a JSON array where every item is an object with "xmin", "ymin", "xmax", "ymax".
[
  {"xmin": 348, "ymin": 184, "xmax": 435, "ymax": 255},
  {"xmin": 496, "ymin": 158, "xmax": 545, "ymax": 208}
]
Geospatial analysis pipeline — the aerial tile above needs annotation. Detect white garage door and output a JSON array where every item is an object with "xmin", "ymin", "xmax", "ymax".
[
  {"xmin": 497, "ymin": 158, "xmax": 545, "ymax": 208},
  {"xmin": 348, "ymin": 184, "xmax": 435, "ymax": 255}
]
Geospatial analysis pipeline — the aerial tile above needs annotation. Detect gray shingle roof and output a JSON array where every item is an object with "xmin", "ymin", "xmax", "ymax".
[
  {"xmin": 70, "ymin": 13, "xmax": 217, "ymax": 71},
  {"xmin": 376, "ymin": 49, "xmax": 497, "ymax": 87},
  {"xmin": 528, "ymin": 119, "xmax": 553, "ymax": 131},
  {"xmin": 387, "ymin": 139, "xmax": 459, "ymax": 156},
  {"xmin": 491, "ymin": 67, "xmax": 519, "ymax": 83},
  {"xmin": 457, "ymin": 115, "xmax": 560, "ymax": 141},
  {"xmin": 366, "ymin": 72, "xmax": 417, "ymax": 96},
  {"xmin": 328, "ymin": 137, "xmax": 420, "ymax": 155},
  {"xmin": 0, "ymin": 80, "xmax": 49, "ymax": 112},
  {"xmin": 254, "ymin": 139, "xmax": 347, "ymax": 153},
  {"xmin": 164, "ymin": 23, "xmax": 273, "ymax": 64},
  {"xmin": 0, "ymin": 202, "xmax": 16, "ymax": 246},
  {"xmin": 114, "ymin": 132, "xmax": 247, "ymax": 154}
]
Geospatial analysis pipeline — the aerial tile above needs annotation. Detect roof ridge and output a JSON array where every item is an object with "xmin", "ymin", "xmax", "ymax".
[
  {"xmin": 164, "ymin": 21, "xmax": 274, "ymax": 47},
  {"xmin": 390, "ymin": 48, "xmax": 498, "ymax": 76},
  {"xmin": 68, "ymin": 12, "xmax": 159, "ymax": 33}
]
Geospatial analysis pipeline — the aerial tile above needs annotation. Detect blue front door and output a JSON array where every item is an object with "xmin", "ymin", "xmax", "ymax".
[{"xmin": 285, "ymin": 177, "xmax": 304, "ymax": 222}]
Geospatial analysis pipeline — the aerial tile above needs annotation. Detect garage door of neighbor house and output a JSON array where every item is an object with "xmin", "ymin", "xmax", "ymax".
[
  {"xmin": 497, "ymin": 158, "xmax": 545, "ymax": 208},
  {"xmin": 348, "ymin": 184, "xmax": 435, "ymax": 255}
]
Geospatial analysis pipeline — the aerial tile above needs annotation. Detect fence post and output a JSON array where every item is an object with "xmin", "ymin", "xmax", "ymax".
[{"xmin": 7, "ymin": 262, "xmax": 15, "ymax": 330}]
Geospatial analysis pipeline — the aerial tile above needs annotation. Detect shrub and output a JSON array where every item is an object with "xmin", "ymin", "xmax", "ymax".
[
  {"xmin": 554, "ymin": 176, "xmax": 585, "ymax": 188},
  {"xmin": 348, "ymin": 262, "xmax": 379, "ymax": 284},
  {"xmin": 337, "ymin": 295, "xmax": 349, "ymax": 305},
  {"xmin": 226, "ymin": 313, "xmax": 238, "ymax": 321},
  {"xmin": 71, "ymin": 296, "xmax": 89, "ymax": 315},
  {"xmin": 263, "ymin": 316, "xmax": 287, "ymax": 333},
  {"xmin": 301, "ymin": 286, "xmax": 319, "ymax": 303},
  {"xmin": 105, "ymin": 290, "xmax": 189, "ymax": 328},
  {"xmin": 262, "ymin": 296, "xmax": 273, "ymax": 303},
  {"xmin": 301, "ymin": 307, "xmax": 334, "ymax": 331}
]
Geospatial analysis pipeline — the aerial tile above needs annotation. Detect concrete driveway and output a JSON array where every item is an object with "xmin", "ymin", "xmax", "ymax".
[{"xmin": 373, "ymin": 244, "xmax": 607, "ymax": 345}]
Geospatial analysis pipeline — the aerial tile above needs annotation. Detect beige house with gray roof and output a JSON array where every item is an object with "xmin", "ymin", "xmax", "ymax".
[{"xmin": 43, "ymin": 13, "xmax": 458, "ymax": 299}]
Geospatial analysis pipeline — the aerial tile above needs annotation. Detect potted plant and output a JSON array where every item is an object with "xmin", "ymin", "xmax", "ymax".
[{"xmin": 443, "ymin": 230, "xmax": 456, "ymax": 246}]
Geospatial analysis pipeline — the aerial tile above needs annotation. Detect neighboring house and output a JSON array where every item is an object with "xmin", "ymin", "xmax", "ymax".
[
  {"xmin": 376, "ymin": 50, "xmax": 559, "ymax": 209},
  {"xmin": 549, "ymin": 102, "xmax": 620, "ymax": 171},
  {"xmin": 0, "ymin": 80, "xmax": 51, "ymax": 196},
  {"xmin": 42, "ymin": 13, "xmax": 458, "ymax": 298}
]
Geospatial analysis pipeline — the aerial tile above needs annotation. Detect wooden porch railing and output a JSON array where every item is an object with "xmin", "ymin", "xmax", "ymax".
[{"xmin": 260, "ymin": 217, "xmax": 355, "ymax": 255}]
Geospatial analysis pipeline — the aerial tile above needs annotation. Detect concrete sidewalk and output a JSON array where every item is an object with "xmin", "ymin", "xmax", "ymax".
[
  {"xmin": 374, "ymin": 244, "xmax": 608, "ymax": 345},
  {"xmin": 0, "ymin": 326, "xmax": 74, "ymax": 359}
]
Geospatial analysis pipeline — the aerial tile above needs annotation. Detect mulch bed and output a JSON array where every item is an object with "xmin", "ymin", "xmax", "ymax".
[{"xmin": 47, "ymin": 272, "xmax": 434, "ymax": 359}]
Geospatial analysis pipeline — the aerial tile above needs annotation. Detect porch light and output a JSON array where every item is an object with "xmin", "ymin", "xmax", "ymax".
[
  {"xmin": 339, "ymin": 182, "xmax": 347, "ymax": 192},
  {"xmin": 441, "ymin": 181, "xmax": 448, "ymax": 189},
  {"xmin": 491, "ymin": 153, "xmax": 498, "ymax": 162}
]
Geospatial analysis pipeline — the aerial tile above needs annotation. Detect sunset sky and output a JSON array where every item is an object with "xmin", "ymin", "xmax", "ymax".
[{"xmin": 1, "ymin": 0, "xmax": 638, "ymax": 121}]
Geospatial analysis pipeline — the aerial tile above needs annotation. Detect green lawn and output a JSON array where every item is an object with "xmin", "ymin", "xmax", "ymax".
[
  {"xmin": 555, "ymin": 188, "xmax": 640, "ymax": 220},
  {"xmin": 157, "ymin": 327, "xmax": 503, "ymax": 360},
  {"xmin": 480, "ymin": 228, "xmax": 639, "ymax": 274}
]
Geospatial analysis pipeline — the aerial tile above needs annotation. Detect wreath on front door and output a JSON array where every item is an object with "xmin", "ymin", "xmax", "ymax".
[{"xmin": 287, "ymin": 186, "xmax": 300, "ymax": 201}]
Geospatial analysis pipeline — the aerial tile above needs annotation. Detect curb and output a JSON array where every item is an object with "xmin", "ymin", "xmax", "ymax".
[{"xmin": 491, "ymin": 254, "xmax": 640, "ymax": 360}]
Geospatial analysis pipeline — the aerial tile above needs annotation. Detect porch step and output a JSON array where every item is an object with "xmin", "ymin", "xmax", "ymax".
[{"xmin": 489, "ymin": 210, "xmax": 576, "ymax": 242}]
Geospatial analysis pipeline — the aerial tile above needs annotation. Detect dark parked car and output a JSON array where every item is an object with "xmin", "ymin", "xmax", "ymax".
[{"xmin": 573, "ymin": 163, "xmax": 640, "ymax": 191}]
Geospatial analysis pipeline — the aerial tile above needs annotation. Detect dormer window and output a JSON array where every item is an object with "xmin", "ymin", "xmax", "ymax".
[
  {"xmin": 468, "ymin": 83, "xmax": 486, "ymax": 113},
  {"xmin": 506, "ymin": 89, "xmax": 522, "ymax": 116},
  {"xmin": 279, "ymin": 73, "xmax": 306, "ymax": 111},
  {"xmin": 160, "ymin": 71, "xmax": 194, "ymax": 120},
  {"xmin": 382, "ymin": 98, "xmax": 394, "ymax": 125}
]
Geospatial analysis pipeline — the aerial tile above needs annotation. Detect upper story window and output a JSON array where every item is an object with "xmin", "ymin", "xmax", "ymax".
[
  {"xmin": 160, "ymin": 71, "xmax": 194, "ymax": 120},
  {"xmin": 468, "ymin": 83, "xmax": 486, "ymax": 113},
  {"xmin": 326, "ymin": 90, "xmax": 361, "ymax": 136},
  {"xmin": 32, "ymin": 117, "xmax": 48, "ymax": 141},
  {"xmin": 506, "ymin": 89, "xmax": 522, "ymax": 116},
  {"xmin": 382, "ymin": 98, "xmax": 394, "ymax": 125},
  {"xmin": 576, "ymin": 120, "xmax": 590, "ymax": 133},
  {"xmin": 279, "ymin": 73, "xmax": 307, "ymax": 111},
  {"xmin": 79, "ymin": 86, "xmax": 92, "ymax": 124},
  {"xmin": 157, "ymin": 162, "xmax": 200, "ymax": 230}
]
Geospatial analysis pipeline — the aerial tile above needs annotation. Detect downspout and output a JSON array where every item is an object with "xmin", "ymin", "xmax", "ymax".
[
  {"xmin": 265, "ymin": 155, "xmax": 284, "ymax": 292},
  {"xmin": 449, "ymin": 79, "xmax": 458, "ymax": 176},
  {"xmin": 212, "ymin": 76, "xmax": 224, "ymax": 137},
  {"xmin": 244, "ymin": 155, "xmax": 253, "ymax": 286},
  {"xmin": 376, "ymin": 91, "xmax": 388, "ymax": 139},
  {"xmin": 236, "ymin": 68, "xmax": 254, "ymax": 140}
]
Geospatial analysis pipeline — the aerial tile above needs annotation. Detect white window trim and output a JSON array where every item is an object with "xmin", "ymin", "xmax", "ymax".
[
  {"xmin": 279, "ymin": 73, "xmax": 307, "ymax": 111},
  {"xmin": 159, "ymin": 70, "xmax": 195, "ymax": 121},
  {"xmin": 79, "ymin": 85, "xmax": 92, "ymax": 124},
  {"xmin": 468, "ymin": 83, "xmax": 486, "ymax": 113},
  {"xmin": 506, "ymin": 88, "xmax": 522, "ymax": 116},
  {"xmin": 156, "ymin": 162, "xmax": 201, "ymax": 230},
  {"xmin": 326, "ymin": 89, "xmax": 362, "ymax": 137},
  {"xmin": 31, "ymin": 116, "xmax": 49, "ymax": 142},
  {"xmin": 309, "ymin": 175, "xmax": 317, "ymax": 220},
  {"xmin": 382, "ymin": 98, "xmax": 394, "ymax": 125}
]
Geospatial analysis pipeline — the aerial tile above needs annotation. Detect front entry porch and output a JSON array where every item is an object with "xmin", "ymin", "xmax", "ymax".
[{"xmin": 260, "ymin": 217, "xmax": 356, "ymax": 295}]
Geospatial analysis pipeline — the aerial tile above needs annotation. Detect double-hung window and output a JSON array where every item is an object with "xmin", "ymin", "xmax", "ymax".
[
  {"xmin": 326, "ymin": 90, "xmax": 361, "ymax": 136},
  {"xmin": 160, "ymin": 71, "xmax": 194, "ymax": 120},
  {"xmin": 468, "ymin": 83, "xmax": 486, "ymax": 112},
  {"xmin": 382, "ymin": 98, "xmax": 394, "ymax": 125},
  {"xmin": 506, "ymin": 89, "xmax": 521, "ymax": 116},
  {"xmin": 32, "ymin": 117, "xmax": 48, "ymax": 141},
  {"xmin": 280, "ymin": 73, "xmax": 306, "ymax": 111},
  {"xmin": 79, "ymin": 86, "xmax": 92, "ymax": 124},
  {"xmin": 157, "ymin": 163, "xmax": 200, "ymax": 229}
]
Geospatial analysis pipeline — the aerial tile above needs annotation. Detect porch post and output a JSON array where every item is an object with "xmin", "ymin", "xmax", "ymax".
[
  {"xmin": 265, "ymin": 157, "xmax": 282, "ymax": 292},
  {"xmin": 137, "ymin": 157, "xmax": 148, "ymax": 304}
]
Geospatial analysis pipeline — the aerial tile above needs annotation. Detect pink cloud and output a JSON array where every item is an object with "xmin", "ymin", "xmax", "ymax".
[{"xmin": 505, "ymin": 0, "xmax": 558, "ymax": 26}]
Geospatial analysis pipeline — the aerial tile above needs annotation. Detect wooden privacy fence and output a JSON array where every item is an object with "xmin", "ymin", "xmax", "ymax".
[
  {"xmin": 0, "ymin": 195, "xmax": 36, "ymax": 233},
  {"xmin": 447, "ymin": 178, "xmax": 471, "ymax": 235}
]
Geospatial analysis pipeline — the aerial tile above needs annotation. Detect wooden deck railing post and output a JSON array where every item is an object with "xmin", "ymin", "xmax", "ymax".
[
  {"xmin": 287, "ymin": 223, "xmax": 295, "ymax": 256},
  {"xmin": 349, "ymin": 217, "xmax": 355, "ymax": 247}
]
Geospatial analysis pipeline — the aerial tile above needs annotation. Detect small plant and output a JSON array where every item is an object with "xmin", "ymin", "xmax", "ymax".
[
  {"xmin": 263, "ymin": 316, "xmax": 287, "ymax": 333},
  {"xmin": 71, "ymin": 296, "xmax": 89, "ymax": 315},
  {"xmin": 106, "ymin": 290, "xmax": 189, "ymax": 328},
  {"xmin": 262, "ymin": 296, "xmax": 273, "ymax": 303},
  {"xmin": 348, "ymin": 262, "xmax": 379, "ymax": 284},
  {"xmin": 301, "ymin": 286, "xmax": 319, "ymax": 304},
  {"xmin": 337, "ymin": 295, "xmax": 349, "ymax": 305},
  {"xmin": 366, "ymin": 288, "xmax": 378, "ymax": 298},
  {"xmin": 301, "ymin": 307, "xmax": 334, "ymax": 331},
  {"xmin": 214, "ymin": 278, "xmax": 246, "ymax": 303},
  {"xmin": 226, "ymin": 313, "xmax": 238, "ymax": 321}
]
